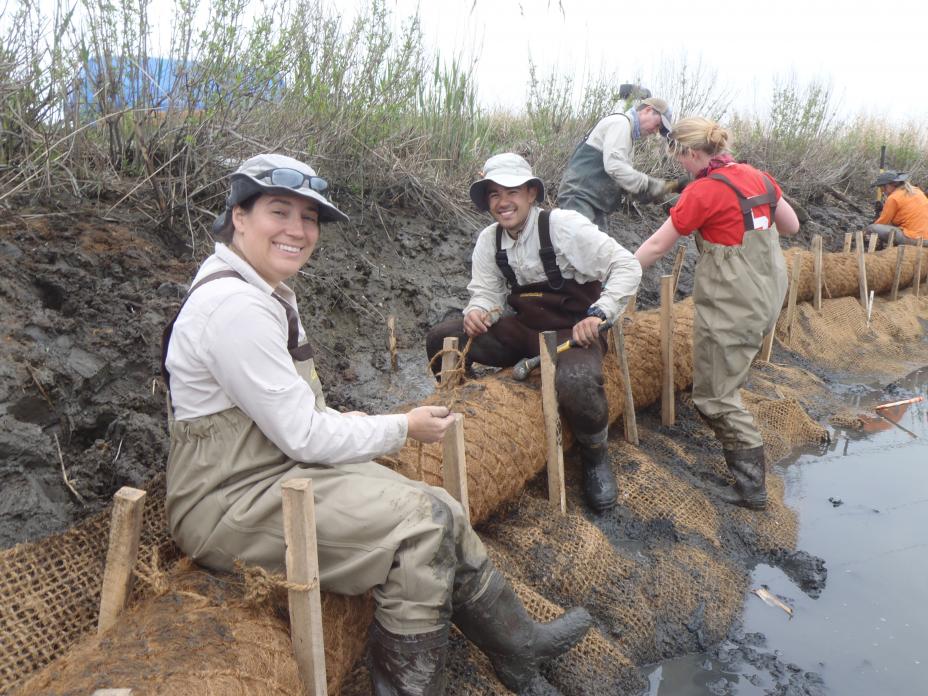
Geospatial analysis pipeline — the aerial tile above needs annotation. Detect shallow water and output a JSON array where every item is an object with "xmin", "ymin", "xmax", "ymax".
[{"xmin": 648, "ymin": 367, "xmax": 928, "ymax": 695}]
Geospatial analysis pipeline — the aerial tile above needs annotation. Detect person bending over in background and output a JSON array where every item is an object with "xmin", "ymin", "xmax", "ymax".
[
  {"xmin": 867, "ymin": 170, "xmax": 928, "ymax": 247},
  {"xmin": 634, "ymin": 118, "xmax": 800, "ymax": 511},
  {"xmin": 162, "ymin": 153, "xmax": 592, "ymax": 696},
  {"xmin": 557, "ymin": 96, "xmax": 684, "ymax": 231},
  {"xmin": 426, "ymin": 153, "xmax": 641, "ymax": 514}
]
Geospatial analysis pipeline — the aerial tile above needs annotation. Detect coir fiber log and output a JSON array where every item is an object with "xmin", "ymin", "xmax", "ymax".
[
  {"xmin": 13, "ymin": 561, "xmax": 374, "ymax": 696},
  {"xmin": 783, "ymin": 245, "xmax": 928, "ymax": 304},
  {"xmin": 1, "ymin": 477, "xmax": 372, "ymax": 696},
  {"xmin": 378, "ymin": 300, "xmax": 697, "ymax": 524}
]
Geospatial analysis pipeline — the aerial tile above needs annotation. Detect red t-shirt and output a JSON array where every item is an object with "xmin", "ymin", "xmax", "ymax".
[{"xmin": 669, "ymin": 163, "xmax": 783, "ymax": 245}]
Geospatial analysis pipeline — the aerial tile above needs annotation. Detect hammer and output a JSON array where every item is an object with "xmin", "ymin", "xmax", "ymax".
[{"xmin": 511, "ymin": 320, "xmax": 613, "ymax": 381}]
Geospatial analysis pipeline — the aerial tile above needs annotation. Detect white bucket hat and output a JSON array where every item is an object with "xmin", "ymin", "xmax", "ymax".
[
  {"xmin": 468, "ymin": 153, "xmax": 545, "ymax": 212},
  {"xmin": 213, "ymin": 153, "xmax": 349, "ymax": 236}
]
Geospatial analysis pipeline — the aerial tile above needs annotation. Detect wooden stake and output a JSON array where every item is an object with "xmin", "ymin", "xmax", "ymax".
[
  {"xmin": 539, "ymin": 331, "xmax": 566, "ymax": 514},
  {"xmin": 440, "ymin": 336, "xmax": 459, "ymax": 387},
  {"xmin": 97, "ymin": 487, "xmax": 146, "ymax": 636},
  {"xmin": 868, "ymin": 232, "xmax": 878, "ymax": 253},
  {"xmin": 386, "ymin": 315, "xmax": 398, "ymax": 372},
  {"xmin": 812, "ymin": 234, "xmax": 823, "ymax": 311},
  {"xmin": 842, "ymin": 232, "xmax": 852, "ymax": 253},
  {"xmin": 610, "ymin": 321, "xmax": 638, "ymax": 445},
  {"xmin": 441, "ymin": 413, "xmax": 470, "ymax": 523},
  {"xmin": 624, "ymin": 295, "xmax": 637, "ymax": 315},
  {"xmin": 916, "ymin": 238, "xmax": 924, "ymax": 299},
  {"xmin": 281, "ymin": 479, "xmax": 327, "ymax": 696},
  {"xmin": 856, "ymin": 230, "xmax": 869, "ymax": 309},
  {"xmin": 760, "ymin": 330, "xmax": 775, "ymax": 362},
  {"xmin": 891, "ymin": 246, "xmax": 905, "ymax": 301},
  {"xmin": 886, "ymin": 230, "xmax": 895, "ymax": 250},
  {"xmin": 660, "ymin": 275, "xmax": 675, "ymax": 427},
  {"xmin": 670, "ymin": 244, "xmax": 686, "ymax": 297},
  {"xmin": 785, "ymin": 253, "xmax": 802, "ymax": 346}
]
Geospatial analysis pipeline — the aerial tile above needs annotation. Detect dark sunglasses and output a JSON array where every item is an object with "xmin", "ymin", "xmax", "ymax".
[{"xmin": 256, "ymin": 168, "xmax": 329, "ymax": 195}]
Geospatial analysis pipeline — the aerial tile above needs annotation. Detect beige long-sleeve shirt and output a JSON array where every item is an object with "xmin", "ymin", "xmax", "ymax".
[
  {"xmin": 165, "ymin": 243, "xmax": 408, "ymax": 464},
  {"xmin": 464, "ymin": 206, "xmax": 642, "ymax": 323}
]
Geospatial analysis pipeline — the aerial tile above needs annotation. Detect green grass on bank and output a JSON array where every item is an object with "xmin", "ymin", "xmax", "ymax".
[{"xmin": 1, "ymin": 0, "xmax": 927, "ymax": 239}]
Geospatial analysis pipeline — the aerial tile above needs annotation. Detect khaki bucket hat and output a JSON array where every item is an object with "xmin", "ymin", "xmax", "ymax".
[
  {"xmin": 213, "ymin": 153, "xmax": 349, "ymax": 236},
  {"xmin": 468, "ymin": 153, "xmax": 545, "ymax": 212}
]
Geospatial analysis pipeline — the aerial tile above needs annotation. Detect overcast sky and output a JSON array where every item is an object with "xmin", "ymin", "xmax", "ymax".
[{"xmin": 371, "ymin": 0, "xmax": 928, "ymax": 125}]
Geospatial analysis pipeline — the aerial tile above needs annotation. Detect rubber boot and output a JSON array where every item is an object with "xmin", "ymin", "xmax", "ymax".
[
  {"xmin": 718, "ymin": 446, "xmax": 767, "ymax": 510},
  {"xmin": 579, "ymin": 441, "xmax": 618, "ymax": 512},
  {"xmin": 452, "ymin": 568, "xmax": 592, "ymax": 695},
  {"xmin": 369, "ymin": 620, "xmax": 450, "ymax": 696}
]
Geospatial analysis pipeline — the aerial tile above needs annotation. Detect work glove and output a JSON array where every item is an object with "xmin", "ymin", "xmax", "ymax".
[
  {"xmin": 636, "ymin": 176, "xmax": 670, "ymax": 204},
  {"xmin": 668, "ymin": 174, "xmax": 693, "ymax": 194},
  {"xmin": 872, "ymin": 199, "xmax": 884, "ymax": 217}
]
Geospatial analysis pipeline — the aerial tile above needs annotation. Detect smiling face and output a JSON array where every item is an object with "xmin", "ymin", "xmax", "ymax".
[
  {"xmin": 486, "ymin": 181, "xmax": 538, "ymax": 234},
  {"xmin": 231, "ymin": 193, "xmax": 320, "ymax": 287}
]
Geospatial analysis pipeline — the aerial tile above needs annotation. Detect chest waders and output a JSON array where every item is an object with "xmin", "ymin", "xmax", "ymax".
[
  {"xmin": 163, "ymin": 271, "xmax": 592, "ymax": 694},
  {"xmin": 557, "ymin": 113, "xmax": 630, "ymax": 230},
  {"xmin": 425, "ymin": 212, "xmax": 617, "ymax": 513},
  {"xmin": 691, "ymin": 173, "xmax": 788, "ymax": 510}
]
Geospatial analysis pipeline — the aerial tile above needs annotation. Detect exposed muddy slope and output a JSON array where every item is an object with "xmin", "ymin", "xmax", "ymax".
[{"xmin": 0, "ymin": 194, "xmax": 870, "ymax": 547}]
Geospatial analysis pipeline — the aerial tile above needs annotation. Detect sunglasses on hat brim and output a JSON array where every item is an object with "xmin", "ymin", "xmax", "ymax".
[{"xmin": 254, "ymin": 168, "xmax": 329, "ymax": 195}]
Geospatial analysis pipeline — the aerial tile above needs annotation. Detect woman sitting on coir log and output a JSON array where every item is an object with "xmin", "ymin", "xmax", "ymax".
[
  {"xmin": 161, "ymin": 153, "xmax": 591, "ymax": 695},
  {"xmin": 635, "ymin": 117, "xmax": 800, "ymax": 510}
]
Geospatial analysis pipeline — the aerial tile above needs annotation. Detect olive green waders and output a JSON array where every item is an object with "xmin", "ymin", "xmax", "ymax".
[{"xmin": 691, "ymin": 223, "xmax": 787, "ymax": 508}]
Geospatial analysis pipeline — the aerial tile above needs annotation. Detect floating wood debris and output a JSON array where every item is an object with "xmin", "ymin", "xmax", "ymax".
[{"xmin": 752, "ymin": 587, "xmax": 794, "ymax": 618}]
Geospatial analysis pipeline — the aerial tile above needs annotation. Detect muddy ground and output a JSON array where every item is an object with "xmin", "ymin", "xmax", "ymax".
[{"xmin": 0, "ymin": 186, "xmax": 871, "ymax": 693}]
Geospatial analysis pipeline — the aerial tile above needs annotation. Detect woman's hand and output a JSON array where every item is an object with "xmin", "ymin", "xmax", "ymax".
[{"xmin": 406, "ymin": 405, "xmax": 455, "ymax": 443}]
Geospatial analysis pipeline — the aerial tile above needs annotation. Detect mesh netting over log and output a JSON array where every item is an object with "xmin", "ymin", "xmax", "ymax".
[{"xmin": 3, "ymin": 245, "xmax": 926, "ymax": 695}]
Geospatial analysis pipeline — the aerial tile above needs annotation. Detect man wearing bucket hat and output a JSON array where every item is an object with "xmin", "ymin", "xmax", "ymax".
[
  {"xmin": 557, "ymin": 96, "xmax": 683, "ymax": 231},
  {"xmin": 426, "ymin": 153, "xmax": 642, "ymax": 514},
  {"xmin": 163, "ymin": 153, "xmax": 593, "ymax": 696},
  {"xmin": 866, "ymin": 170, "xmax": 928, "ymax": 247}
]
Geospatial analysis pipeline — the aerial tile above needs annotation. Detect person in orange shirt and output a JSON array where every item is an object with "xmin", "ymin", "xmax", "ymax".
[{"xmin": 867, "ymin": 171, "xmax": 928, "ymax": 246}]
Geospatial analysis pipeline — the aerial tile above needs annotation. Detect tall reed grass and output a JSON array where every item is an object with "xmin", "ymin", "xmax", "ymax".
[{"xmin": 1, "ymin": 0, "xmax": 926, "ymax": 244}]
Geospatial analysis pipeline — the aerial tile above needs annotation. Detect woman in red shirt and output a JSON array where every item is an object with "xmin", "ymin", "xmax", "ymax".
[{"xmin": 636, "ymin": 117, "xmax": 800, "ymax": 510}]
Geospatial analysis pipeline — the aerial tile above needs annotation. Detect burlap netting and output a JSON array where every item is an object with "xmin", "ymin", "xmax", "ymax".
[
  {"xmin": 3, "ymin": 245, "xmax": 924, "ymax": 694},
  {"xmin": 782, "ymin": 245, "xmax": 928, "ymax": 303},
  {"xmin": 379, "ymin": 303, "xmax": 697, "ymax": 523}
]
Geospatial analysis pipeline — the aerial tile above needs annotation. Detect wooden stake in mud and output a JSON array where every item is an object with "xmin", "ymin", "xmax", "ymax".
[
  {"xmin": 671, "ymin": 243, "xmax": 686, "ymax": 297},
  {"xmin": 660, "ymin": 275, "xmax": 675, "ymax": 427},
  {"xmin": 785, "ymin": 253, "xmax": 802, "ymax": 346},
  {"xmin": 856, "ymin": 230, "xmax": 869, "ymax": 309},
  {"xmin": 539, "ymin": 330, "xmax": 566, "ymax": 514},
  {"xmin": 760, "ymin": 330, "xmax": 775, "ymax": 362},
  {"xmin": 891, "ymin": 246, "xmax": 905, "ymax": 301},
  {"xmin": 440, "ymin": 336, "xmax": 460, "ymax": 387},
  {"xmin": 281, "ymin": 479, "xmax": 327, "ymax": 696},
  {"xmin": 610, "ymin": 320, "xmax": 639, "ymax": 445},
  {"xmin": 842, "ymin": 232, "xmax": 852, "ymax": 253},
  {"xmin": 386, "ymin": 315, "xmax": 398, "ymax": 372},
  {"xmin": 97, "ymin": 487, "xmax": 146, "ymax": 636},
  {"xmin": 868, "ymin": 232, "xmax": 879, "ymax": 254},
  {"xmin": 916, "ymin": 238, "xmax": 925, "ymax": 300},
  {"xmin": 812, "ymin": 234, "xmax": 823, "ymax": 311},
  {"xmin": 441, "ymin": 413, "xmax": 470, "ymax": 523},
  {"xmin": 886, "ymin": 230, "xmax": 895, "ymax": 250}
]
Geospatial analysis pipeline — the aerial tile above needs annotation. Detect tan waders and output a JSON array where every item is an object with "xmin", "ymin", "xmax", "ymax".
[
  {"xmin": 690, "ymin": 175, "xmax": 788, "ymax": 509},
  {"xmin": 165, "ymin": 273, "xmax": 592, "ymax": 695}
]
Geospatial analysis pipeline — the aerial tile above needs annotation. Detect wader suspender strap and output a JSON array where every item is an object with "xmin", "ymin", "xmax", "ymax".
[
  {"xmin": 161, "ymin": 269, "xmax": 313, "ymax": 387},
  {"xmin": 494, "ymin": 211, "xmax": 565, "ymax": 290},
  {"xmin": 708, "ymin": 172, "xmax": 778, "ymax": 231}
]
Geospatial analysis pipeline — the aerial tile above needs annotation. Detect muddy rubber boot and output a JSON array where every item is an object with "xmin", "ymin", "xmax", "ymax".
[
  {"xmin": 452, "ymin": 568, "xmax": 592, "ymax": 695},
  {"xmin": 579, "ymin": 441, "xmax": 618, "ymax": 512},
  {"xmin": 718, "ymin": 446, "xmax": 767, "ymax": 510},
  {"xmin": 369, "ymin": 620, "xmax": 450, "ymax": 696}
]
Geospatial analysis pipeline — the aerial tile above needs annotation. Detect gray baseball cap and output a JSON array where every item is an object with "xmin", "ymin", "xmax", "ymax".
[
  {"xmin": 870, "ymin": 170, "xmax": 908, "ymax": 187},
  {"xmin": 641, "ymin": 97, "xmax": 673, "ymax": 135},
  {"xmin": 213, "ymin": 153, "xmax": 348, "ymax": 236},
  {"xmin": 468, "ymin": 153, "xmax": 545, "ymax": 212}
]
